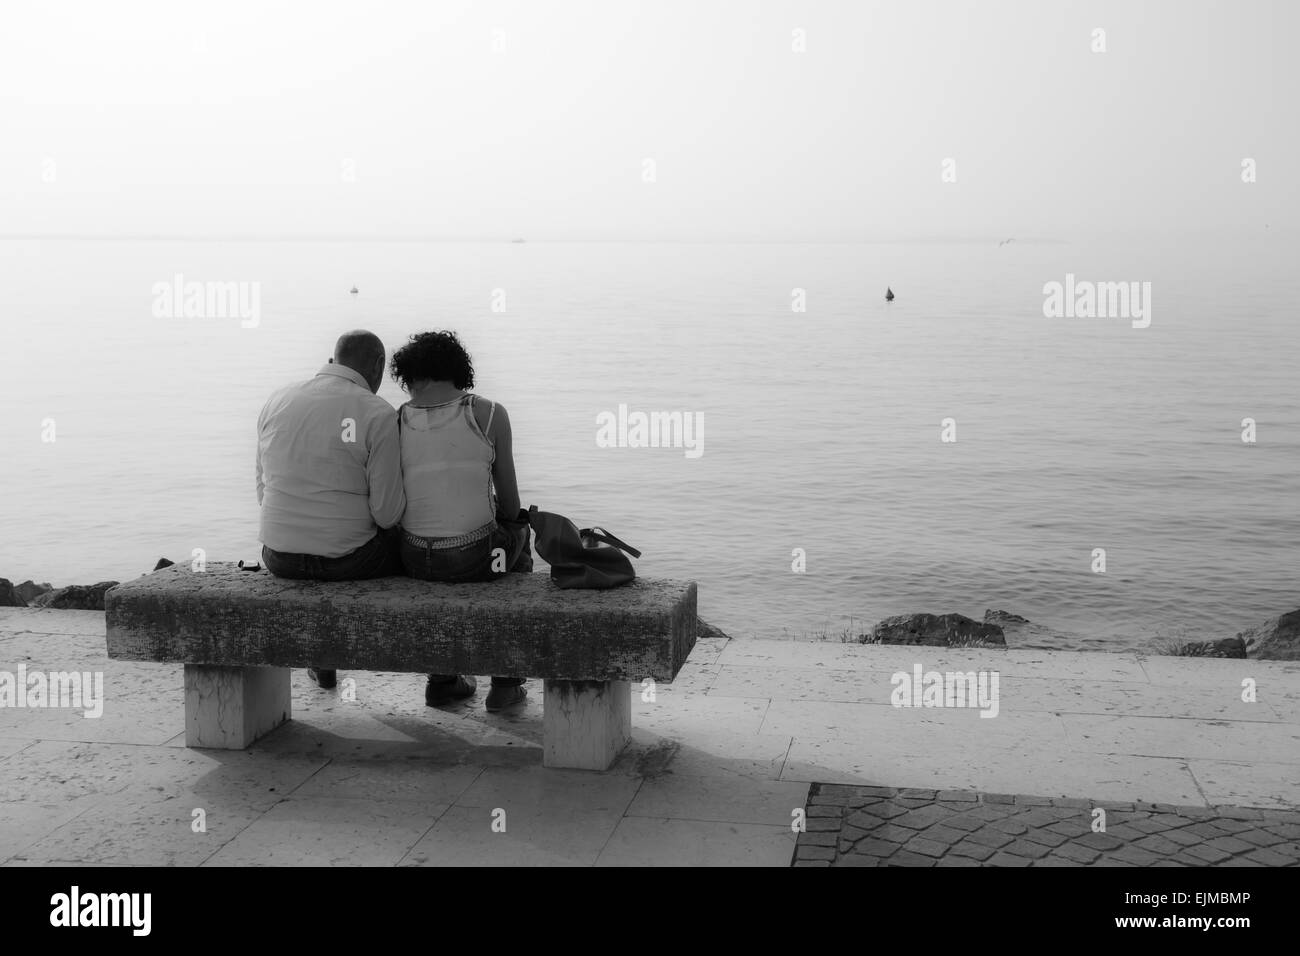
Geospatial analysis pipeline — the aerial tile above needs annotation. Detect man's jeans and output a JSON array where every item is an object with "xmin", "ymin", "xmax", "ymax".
[
  {"xmin": 401, "ymin": 513, "xmax": 532, "ymax": 689},
  {"xmin": 262, "ymin": 526, "xmax": 403, "ymax": 581}
]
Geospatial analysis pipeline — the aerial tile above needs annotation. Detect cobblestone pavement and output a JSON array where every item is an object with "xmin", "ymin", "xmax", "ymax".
[{"xmin": 794, "ymin": 784, "xmax": 1300, "ymax": 867}]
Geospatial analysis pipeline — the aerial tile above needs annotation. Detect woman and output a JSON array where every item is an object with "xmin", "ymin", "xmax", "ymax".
[{"xmin": 390, "ymin": 330, "xmax": 531, "ymax": 711}]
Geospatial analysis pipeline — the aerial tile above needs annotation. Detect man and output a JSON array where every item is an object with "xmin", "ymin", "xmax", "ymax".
[{"xmin": 255, "ymin": 330, "xmax": 475, "ymax": 704}]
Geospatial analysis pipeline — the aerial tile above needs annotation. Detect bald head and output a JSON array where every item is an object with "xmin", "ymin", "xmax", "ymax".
[{"xmin": 331, "ymin": 330, "xmax": 385, "ymax": 393}]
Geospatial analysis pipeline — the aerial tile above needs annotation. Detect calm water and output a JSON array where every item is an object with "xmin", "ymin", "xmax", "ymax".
[{"xmin": 1, "ymin": 238, "xmax": 1296, "ymax": 651}]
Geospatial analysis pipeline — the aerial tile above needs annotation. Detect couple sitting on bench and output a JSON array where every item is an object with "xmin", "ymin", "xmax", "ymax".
[{"xmin": 255, "ymin": 328, "xmax": 529, "ymax": 711}]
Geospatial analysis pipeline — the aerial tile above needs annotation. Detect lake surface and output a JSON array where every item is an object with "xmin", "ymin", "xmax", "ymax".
[{"xmin": 1, "ymin": 237, "xmax": 1296, "ymax": 650}]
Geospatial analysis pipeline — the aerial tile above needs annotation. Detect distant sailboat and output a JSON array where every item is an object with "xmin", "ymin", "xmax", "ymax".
[
  {"xmin": 350, "ymin": 286, "xmax": 358, "ymax": 294},
  {"xmin": 998, "ymin": 238, "xmax": 1016, "ymax": 247},
  {"xmin": 885, "ymin": 287, "xmax": 895, "ymax": 301}
]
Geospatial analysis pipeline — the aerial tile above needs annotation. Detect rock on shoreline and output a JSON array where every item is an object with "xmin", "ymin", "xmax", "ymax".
[
  {"xmin": 1171, "ymin": 637, "xmax": 1248, "ymax": 659},
  {"xmin": 31, "ymin": 581, "xmax": 121, "ymax": 611},
  {"xmin": 0, "ymin": 579, "xmax": 23, "ymax": 607},
  {"xmin": 858, "ymin": 606, "xmax": 1300, "ymax": 661},
  {"xmin": 981, "ymin": 609, "xmax": 1085, "ymax": 647},
  {"xmin": 984, "ymin": 609, "xmax": 1029, "ymax": 626},
  {"xmin": 3, "ymin": 576, "xmax": 120, "ymax": 610},
  {"xmin": 864, "ymin": 613, "xmax": 1006, "ymax": 648},
  {"xmin": 697, "ymin": 618, "xmax": 730, "ymax": 640},
  {"xmin": 1239, "ymin": 611, "xmax": 1300, "ymax": 661},
  {"xmin": 17, "ymin": 580, "xmax": 53, "ymax": 603},
  {"xmin": 0, "ymin": 578, "xmax": 55, "ymax": 607}
]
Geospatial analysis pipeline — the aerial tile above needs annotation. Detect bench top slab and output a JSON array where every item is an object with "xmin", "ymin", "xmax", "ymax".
[{"xmin": 105, "ymin": 563, "xmax": 696, "ymax": 682}]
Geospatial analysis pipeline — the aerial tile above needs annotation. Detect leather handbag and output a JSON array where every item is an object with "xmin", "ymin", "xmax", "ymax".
[{"xmin": 527, "ymin": 505, "xmax": 641, "ymax": 589}]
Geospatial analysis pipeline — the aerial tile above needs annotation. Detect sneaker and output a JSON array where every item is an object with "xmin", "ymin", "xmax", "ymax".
[
  {"xmin": 485, "ymin": 683, "xmax": 528, "ymax": 712},
  {"xmin": 425, "ymin": 675, "xmax": 478, "ymax": 706},
  {"xmin": 308, "ymin": 668, "xmax": 337, "ymax": 689}
]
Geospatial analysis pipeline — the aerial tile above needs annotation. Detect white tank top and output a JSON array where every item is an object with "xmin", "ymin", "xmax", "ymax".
[{"xmin": 399, "ymin": 394, "xmax": 496, "ymax": 538}]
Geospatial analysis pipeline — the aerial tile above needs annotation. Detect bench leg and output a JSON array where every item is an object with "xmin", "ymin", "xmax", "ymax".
[
  {"xmin": 542, "ymin": 679, "xmax": 631, "ymax": 770},
  {"xmin": 184, "ymin": 664, "xmax": 291, "ymax": 749}
]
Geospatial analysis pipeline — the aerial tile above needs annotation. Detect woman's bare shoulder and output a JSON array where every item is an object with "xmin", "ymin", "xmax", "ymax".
[{"xmin": 471, "ymin": 395, "xmax": 509, "ymax": 435}]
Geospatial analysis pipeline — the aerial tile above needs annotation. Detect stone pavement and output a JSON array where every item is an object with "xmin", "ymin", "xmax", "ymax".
[
  {"xmin": 2, "ymin": 607, "xmax": 1298, "ymax": 866},
  {"xmin": 795, "ymin": 784, "xmax": 1300, "ymax": 867}
]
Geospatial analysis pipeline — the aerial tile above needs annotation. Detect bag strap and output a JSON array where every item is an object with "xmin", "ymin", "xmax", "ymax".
[{"xmin": 581, "ymin": 527, "xmax": 641, "ymax": 558}]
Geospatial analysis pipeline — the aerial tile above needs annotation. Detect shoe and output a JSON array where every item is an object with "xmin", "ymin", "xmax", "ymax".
[
  {"xmin": 308, "ymin": 668, "xmax": 337, "ymax": 689},
  {"xmin": 425, "ymin": 675, "xmax": 478, "ymax": 706},
  {"xmin": 485, "ymin": 684, "xmax": 528, "ymax": 712}
]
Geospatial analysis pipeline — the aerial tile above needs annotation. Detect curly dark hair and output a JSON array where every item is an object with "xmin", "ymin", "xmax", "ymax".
[{"xmin": 389, "ymin": 330, "xmax": 475, "ymax": 391}]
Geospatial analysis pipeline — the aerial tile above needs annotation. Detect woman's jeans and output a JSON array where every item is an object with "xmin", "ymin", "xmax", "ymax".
[{"xmin": 401, "ymin": 513, "xmax": 532, "ymax": 688}]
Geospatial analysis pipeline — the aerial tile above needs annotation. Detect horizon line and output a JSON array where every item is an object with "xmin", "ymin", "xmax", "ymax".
[{"xmin": 0, "ymin": 234, "xmax": 1073, "ymax": 244}]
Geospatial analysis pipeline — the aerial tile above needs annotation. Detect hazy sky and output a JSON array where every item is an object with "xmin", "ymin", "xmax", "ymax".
[{"xmin": 2, "ymin": 0, "xmax": 1294, "ymax": 240}]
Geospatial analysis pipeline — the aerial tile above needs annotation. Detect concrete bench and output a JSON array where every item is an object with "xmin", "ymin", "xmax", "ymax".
[{"xmin": 104, "ymin": 563, "xmax": 697, "ymax": 770}]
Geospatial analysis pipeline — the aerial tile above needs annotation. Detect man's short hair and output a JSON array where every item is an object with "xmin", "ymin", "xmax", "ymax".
[{"xmin": 334, "ymin": 330, "xmax": 385, "ymax": 373}]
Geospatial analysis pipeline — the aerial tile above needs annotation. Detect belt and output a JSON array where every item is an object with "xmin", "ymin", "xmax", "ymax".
[{"xmin": 403, "ymin": 521, "xmax": 494, "ymax": 551}]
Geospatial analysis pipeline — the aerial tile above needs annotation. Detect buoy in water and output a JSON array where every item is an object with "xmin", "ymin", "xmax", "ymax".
[{"xmin": 885, "ymin": 287, "xmax": 895, "ymax": 301}]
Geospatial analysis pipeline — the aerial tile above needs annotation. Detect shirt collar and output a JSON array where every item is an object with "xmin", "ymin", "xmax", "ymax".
[{"xmin": 316, "ymin": 363, "xmax": 372, "ymax": 391}]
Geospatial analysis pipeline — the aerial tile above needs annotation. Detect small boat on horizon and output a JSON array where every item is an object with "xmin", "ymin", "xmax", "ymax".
[
  {"xmin": 885, "ymin": 287, "xmax": 895, "ymax": 301},
  {"xmin": 511, "ymin": 238, "xmax": 526, "ymax": 243},
  {"xmin": 349, "ymin": 286, "xmax": 358, "ymax": 294}
]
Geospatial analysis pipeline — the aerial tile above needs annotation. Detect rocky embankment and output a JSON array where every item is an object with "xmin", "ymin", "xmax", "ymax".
[
  {"xmin": 0, "ymin": 557, "xmax": 168, "ymax": 610},
  {"xmin": 855, "ymin": 608, "xmax": 1299, "ymax": 661},
  {"xmin": 1236, "ymin": 611, "xmax": 1300, "ymax": 661},
  {"xmin": 0, "ymin": 578, "xmax": 120, "ymax": 611}
]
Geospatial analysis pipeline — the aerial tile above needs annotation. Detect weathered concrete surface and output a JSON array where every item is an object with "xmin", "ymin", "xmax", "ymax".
[{"xmin": 106, "ymin": 563, "xmax": 696, "ymax": 682}]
